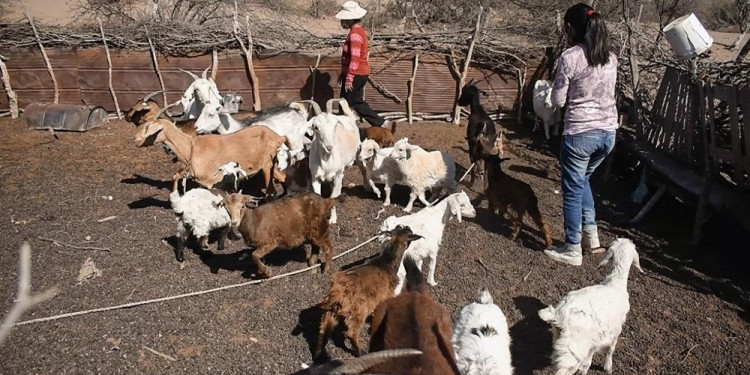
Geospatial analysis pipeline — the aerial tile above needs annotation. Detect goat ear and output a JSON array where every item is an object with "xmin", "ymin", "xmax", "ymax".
[
  {"xmin": 450, "ymin": 198, "xmax": 462, "ymax": 223},
  {"xmin": 405, "ymin": 234, "xmax": 423, "ymax": 242},
  {"xmin": 597, "ymin": 250, "xmax": 614, "ymax": 269}
]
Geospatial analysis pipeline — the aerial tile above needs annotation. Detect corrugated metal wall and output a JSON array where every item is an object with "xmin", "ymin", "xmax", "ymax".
[{"xmin": 0, "ymin": 47, "xmax": 540, "ymax": 114}]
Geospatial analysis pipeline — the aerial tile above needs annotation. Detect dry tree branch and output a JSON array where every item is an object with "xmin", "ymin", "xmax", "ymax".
[{"xmin": 0, "ymin": 242, "xmax": 59, "ymax": 345}]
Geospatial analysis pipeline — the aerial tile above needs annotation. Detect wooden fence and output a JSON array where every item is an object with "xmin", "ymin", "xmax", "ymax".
[{"xmin": 0, "ymin": 47, "xmax": 539, "ymax": 116}]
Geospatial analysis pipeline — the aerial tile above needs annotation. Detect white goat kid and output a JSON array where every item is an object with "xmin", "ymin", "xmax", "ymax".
[
  {"xmin": 380, "ymin": 191, "xmax": 476, "ymax": 295},
  {"xmin": 357, "ymin": 139, "xmax": 404, "ymax": 206},
  {"xmin": 169, "ymin": 187, "xmax": 233, "ymax": 262},
  {"xmin": 453, "ymin": 288, "xmax": 513, "ymax": 375},
  {"xmin": 309, "ymin": 99, "xmax": 361, "ymax": 224},
  {"xmin": 538, "ymin": 238, "xmax": 643, "ymax": 375},
  {"xmin": 532, "ymin": 80, "xmax": 560, "ymax": 140},
  {"xmin": 389, "ymin": 138, "xmax": 456, "ymax": 212},
  {"xmin": 178, "ymin": 67, "xmax": 223, "ymax": 121}
]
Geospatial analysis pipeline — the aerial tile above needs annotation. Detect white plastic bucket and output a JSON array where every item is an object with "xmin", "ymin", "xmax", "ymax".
[{"xmin": 663, "ymin": 13, "xmax": 713, "ymax": 60}]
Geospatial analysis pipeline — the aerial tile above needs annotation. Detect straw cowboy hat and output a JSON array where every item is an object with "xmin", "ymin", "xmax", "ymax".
[{"xmin": 335, "ymin": 1, "xmax": 367, "ymax": 20}]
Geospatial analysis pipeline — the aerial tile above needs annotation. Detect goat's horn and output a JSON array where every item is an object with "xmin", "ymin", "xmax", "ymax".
[
  {"xmin": 142, "ymin": 90, "xmax": 164, "ymax": 104},
  {"xmin": 467, "ymin": 77, "xmax": 476, "ymax": 86},
  {"xmin": 330, "ymin": 349, "xmax": 422, "ymax": 374},
  {"xmin": 154, "ymin": 100, "xmax": 180, "ymax": 119},
  {"xmin": 325, "ymin": 98, "xmax": 336, "ymax": 114},
  {"xmin": 178, "ymin": 68, "xmax": 200, "ymax": 81},
  {"xmin": 293, "ymin": 100, "xmax": 322, "ymax": 116},
  {"xmin": 201, "ymin": 66, "xmax": 210, "ymax": 79},
  {"xmin": 337, "ymin": 99, "xmax": 354, "ymax": 118}
]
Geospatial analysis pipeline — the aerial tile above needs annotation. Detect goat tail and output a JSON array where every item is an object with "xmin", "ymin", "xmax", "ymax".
[
  {"xmin": 389, "ymin": 121, "xmax": 397, "ymax": 135},
  {"xmin": 538, "ymin": 305, "xmax": 556, "ymax": 322},
  {"xmin": 315, "ymin": 310, "xmax": 337, "ymax": 359},
  {"xmin": 169, "ymin": 190, "xmax": 184, "ymax": 215},
  {"xmin": 528, "ymin": 203, "xmax": 553, "ymax": 247},
  {"xmin": 404, "ymin": 256, "xmax": 427, "ymax": 293}
]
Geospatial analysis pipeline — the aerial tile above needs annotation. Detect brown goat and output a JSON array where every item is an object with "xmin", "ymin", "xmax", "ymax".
[
  {"xmin": 367, "ymin": 257, "xmax": 460, "ymax": 375},
  {"xmin": 359, "ymin": 122, "xmax": 397, "ymax": 148},
  {"xmin": 134, "ymin": 119, "xmax": 287, "ymax": 195},
  {"xmin": 482, "ymin": 154, "xmax": 553, "ymax": 247},
  {"xmin": 315, "ymin": 226, "xmax": 422, "ymax": 359},
  {"xmin": 220, "ymin": 192, "xmax": 344, "ymax": 278}
]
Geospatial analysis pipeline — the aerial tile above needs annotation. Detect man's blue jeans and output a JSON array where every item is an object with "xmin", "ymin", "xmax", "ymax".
[{"xmin": 560, "ymin": 129, "xmax": 616, "ymax": 245}]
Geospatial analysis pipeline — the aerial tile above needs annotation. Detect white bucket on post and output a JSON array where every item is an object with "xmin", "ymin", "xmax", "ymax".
[{"xmin": 663, "ymin": 13, "xmax": 713, "ymax": 60}]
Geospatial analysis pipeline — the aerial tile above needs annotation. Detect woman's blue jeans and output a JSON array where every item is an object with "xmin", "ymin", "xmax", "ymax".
[{"xmin": 560, "ymin": 129, "xmax": 616, "ymax": 245}]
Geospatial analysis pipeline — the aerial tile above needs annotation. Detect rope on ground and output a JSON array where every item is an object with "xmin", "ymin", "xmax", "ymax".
[
  {"xmin": 458, "ymin": 163, "xmax": 476, "ymax": 183},
  {"xmin": 15, "ymin": 235, "xmax": 380, "ymax": 327}
]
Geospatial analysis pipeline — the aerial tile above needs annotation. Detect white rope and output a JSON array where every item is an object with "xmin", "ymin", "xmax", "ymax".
[
  {"xmin": 15, "ymin": 235, "xmax": 380, "ymax": 327},
  {"xmin": 458, "ymin": 162, "xmax": 476, "ymax": 183}
]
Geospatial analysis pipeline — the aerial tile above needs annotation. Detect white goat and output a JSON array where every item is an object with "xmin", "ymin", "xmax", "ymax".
[
  {"xmin": 309, "ymin": 99, "xmax": 361, "ymax": 224},
  {"xmin": 388, "ymin": 138, "xmax": 456, "ymax": 212},
  {"xmin": 453, "ymin": 288, "xmax": 513, "ymax": 375},
  {"xmin": 532, "ymin": 80, "xmax": 560, "ymax": 140},
  {"xmin": 194, "ymin": 100, "xmax": 320, "ymax": 136},
  {"xmin": 169, "ymin": 187, "xmax": 232, "ymax": 262},
  {"xmin": 538, "ymin": 238, "xmax": 643, "ymax": 375},
  {"xmin": 177, "ymin": 67, "xmax": 223, "ymax": 121},
  {"xmin": 357, "ymin": 139, "xmax": 404, "ymax": 206},
  {"xmin": 380, "ymin": 191, "xmax": 476, "ymax": 295}
]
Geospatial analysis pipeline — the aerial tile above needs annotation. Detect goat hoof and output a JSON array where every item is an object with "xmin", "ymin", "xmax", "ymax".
[
  {"xmin": 427, "ymin": 280, "xmax": 438, "ymax": 286},
  {"xmin": 257, "ymin": 269, "xmax": 272, "ymax": 279}
]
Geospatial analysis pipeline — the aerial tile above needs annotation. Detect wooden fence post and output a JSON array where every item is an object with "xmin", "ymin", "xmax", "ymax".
[
  {"xmin": 146, "ymin": 29, "xmax": 168, "ymax": 109},
  {"xmin": 407, "ymin": 54, "xmax": 419, "ymax": 124},
  {"xmin": 0, "ymin": 54, "xmax": 19, "ymax": 119},
  {"xmin": 98, "ymin": 18, "xmax": 122, "ymax": 119},
  {"xmin": 309, "ymin": 54, "xmax": 321, "ymax": 101},
  {"xmin": 452, "ymin": 7, "xmax": 483, "ymax": 124},
  {"xmin": 23, "ymin": 5, "xmax": 58, "ymax": 104}
]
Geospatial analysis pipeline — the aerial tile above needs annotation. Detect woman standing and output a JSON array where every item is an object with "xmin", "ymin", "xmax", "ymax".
[
  {"xmin": 335, "ymin": 1, "xmax": 390, "ymax": 129},
  {"xmin": 544, "ymin": 3, "xmax": 617, "ymax": 266}
]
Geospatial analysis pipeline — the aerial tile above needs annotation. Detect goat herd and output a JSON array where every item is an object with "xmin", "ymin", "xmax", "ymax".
[{"xmin": 126, "ymin": 68, "xmax": 642, "ymax": 375}]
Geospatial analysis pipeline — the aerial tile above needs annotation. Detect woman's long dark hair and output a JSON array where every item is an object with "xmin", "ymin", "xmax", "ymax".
[{"xmin": 564, "ymin": 3, "xmax": 611, "ymax": 67}]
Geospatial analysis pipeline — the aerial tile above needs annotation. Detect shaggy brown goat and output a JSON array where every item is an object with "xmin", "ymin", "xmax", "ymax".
[
  {"xmin": 367, "ymin": 256, "xmax": 460, "ymax": 375},
  {"xmin": 483, "ymin": 154, "xmax": 553, "ymax": 247},
  {"xmin": 359, "ymin": 122, "xmax": 397, "ymax": 147},
  {"xmin": 315, "ymin": 226, "xmax": 422, "ymax": 359},
  {"xmin": 220, "ymin": 192, "xmax": 344, "ymax": 278}
]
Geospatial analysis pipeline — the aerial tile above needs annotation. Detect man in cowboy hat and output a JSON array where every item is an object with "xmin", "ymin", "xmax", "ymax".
[{"xmin": 335, "ymin": 1, "xmax": 391, "ymax": 130}]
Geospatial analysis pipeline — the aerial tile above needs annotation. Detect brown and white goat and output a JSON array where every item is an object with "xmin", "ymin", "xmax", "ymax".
[
  {"xmin": 359, "ymin": 122, "xmax": 397, "ymax": 148},
  {"xmin": 367, "ymin": 256, "xmax": 460, "ymax": 375},
  {"xmin": 315, "ymin": 226, "xmax": 422, "ymax": 359},
  {"xmin": 483, "ymin": 154, "xmax": 553, "ymax": 247},
  {"xmin": 134, "ymin": 115, "xmax": 287, "ymax": 195},
  {"xmin": 219, "ymin": 192, "xmax": 344, "ymax": 278}
]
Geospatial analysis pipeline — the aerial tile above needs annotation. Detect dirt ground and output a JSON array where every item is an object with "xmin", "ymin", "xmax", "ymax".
[{"xmin": 0, "ymin": 115, "xmax": 749, "ymax": 375}]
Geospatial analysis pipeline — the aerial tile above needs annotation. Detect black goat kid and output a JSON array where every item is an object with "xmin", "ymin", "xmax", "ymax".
[{"xmin": 458, "ymin": 82, "xmax": 500, "ymax": 188}]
